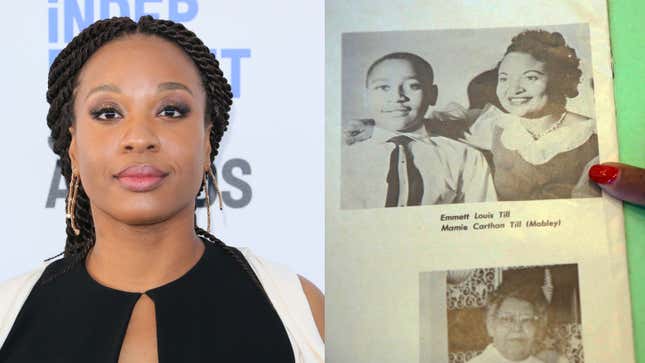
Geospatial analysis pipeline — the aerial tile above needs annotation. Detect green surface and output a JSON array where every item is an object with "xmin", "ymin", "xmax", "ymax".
[{"xmin": 608, "ymin": 0, "xmax": 645, "ymax": 361}]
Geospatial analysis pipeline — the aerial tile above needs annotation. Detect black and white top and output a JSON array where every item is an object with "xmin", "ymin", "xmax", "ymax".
[{"xmin": 0, "ymin": 240, "xmax": 324, "ymax": 362}]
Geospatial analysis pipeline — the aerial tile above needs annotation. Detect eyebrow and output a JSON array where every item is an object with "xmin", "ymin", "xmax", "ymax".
[
  {"xmin": 158, "ymin": 82, "xmax": 193, "ymax": 95},
  {"xmin": 498, "ymin": 70, "xmax": 545, "ymax": 76},
  {"xmin": 85, "ymin": 84, "xmax": 121, "ymax": 100},
  {"xmin": 368, "ymin": 76, "xmax": 420, "ymax": 84},
  {"xmin": 368, "ymin": 78, "xmax": 389, "ymax": 84},
  {"xmin": 84, "ymin": 82, "xmax": 193, "ymax": 100}
]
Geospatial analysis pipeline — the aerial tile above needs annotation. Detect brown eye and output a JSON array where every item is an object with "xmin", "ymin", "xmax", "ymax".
[
  {"xmin": 157, "ymin": 105, "xmax": 190, "ymax": 118},
  {"xmin": 90, "ymin": 107, "xmax": 122, "ymax": 121}
]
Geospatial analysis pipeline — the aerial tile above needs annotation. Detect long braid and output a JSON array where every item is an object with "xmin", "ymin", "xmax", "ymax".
[
  {"xmin": 45, "ymin": 16, "xmax": 251, "ymax": 287},
  {"xmin": 195, "ymin": 227, "xmax": 267, "ymax": 294},
  {"xmin": 46, "ymin": 17, "xmax": 140, "ymax": 276}
]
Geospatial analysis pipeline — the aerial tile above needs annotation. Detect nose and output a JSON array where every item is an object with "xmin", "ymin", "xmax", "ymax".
[
  {"xmin": 508, "ymin": 78, "xmax": 525, "ymax": 95},
  {"xmin": 396, "ymin": 85, "xmax": 410, "ymax": 102},
  {"xmin": 119, "ymin": 116, "xmax": 160, "ymax": 153},
  {"xmin": 509, "ymin": 318, "xmax": 524, "ymax": 332}
]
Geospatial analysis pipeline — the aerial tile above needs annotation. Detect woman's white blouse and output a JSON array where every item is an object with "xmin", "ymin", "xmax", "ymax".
[{"xmin": 465, "ymin": 105, "xmax": 597, "ymax": 165}]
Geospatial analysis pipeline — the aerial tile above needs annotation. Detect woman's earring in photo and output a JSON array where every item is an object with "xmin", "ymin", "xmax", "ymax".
[
  {"xmin": 203, "ymin": 171, "xmax": 212, "ymax": 233},
  {"xmin": 208, "ymin": 167, "xmax": 224, "ymax": 212},
  {"xmin": 203, "ymin": 167, "xmax": 224, "ymax": 233},
  {"xmin": 66, "ymin": 170, "xmax": 80, "ymax": 236}
]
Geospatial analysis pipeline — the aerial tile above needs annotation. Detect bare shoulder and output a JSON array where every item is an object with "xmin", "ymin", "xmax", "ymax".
[{"xmin": 298, "ymin": 275, "xmax": 325, "ymax": 341}]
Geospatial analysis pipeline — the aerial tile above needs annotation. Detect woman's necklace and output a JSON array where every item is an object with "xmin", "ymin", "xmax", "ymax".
[{"xmin": 524, "ymin": 111, "xmax": 567, "ymax": 140}]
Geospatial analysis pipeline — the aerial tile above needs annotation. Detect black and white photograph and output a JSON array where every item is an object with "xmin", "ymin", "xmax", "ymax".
[
  {"xmin": 419, "ymin": 264, "xmax": 584, "ymax": 363},
  {"xmin": 340, "ymin": 24, "xmax": 600, "ymax": 210}
]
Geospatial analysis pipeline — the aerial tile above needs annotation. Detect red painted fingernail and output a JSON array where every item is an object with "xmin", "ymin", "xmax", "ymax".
[{"xmin": 589, "ymin": 164, "xmax": 619, "ymax": 184}]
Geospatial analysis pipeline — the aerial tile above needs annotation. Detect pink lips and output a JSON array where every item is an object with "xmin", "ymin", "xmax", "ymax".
[{"xmin": 115, "ymin": 164, "xmax": 169, "ymax": 192}]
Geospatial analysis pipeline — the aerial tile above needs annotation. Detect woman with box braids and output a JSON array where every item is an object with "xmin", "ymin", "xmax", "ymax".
[
  {"xmin": 0, "ymin": 15, "xmax": 323, "ymax": 363},
  {"xmin": 47, "ymin": 15, "xmax": 232, "ymax": 269}
]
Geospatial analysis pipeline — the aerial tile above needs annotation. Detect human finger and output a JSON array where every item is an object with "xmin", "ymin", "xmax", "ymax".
[{"xmin": 589, "ymin": 162, "xmax": 645, "ymax": 206}]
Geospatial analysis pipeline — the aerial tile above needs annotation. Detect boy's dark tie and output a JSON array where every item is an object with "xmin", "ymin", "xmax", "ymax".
[{"xmin": 385, "ymin": 135, "xmax": 424, "ymax": 207}]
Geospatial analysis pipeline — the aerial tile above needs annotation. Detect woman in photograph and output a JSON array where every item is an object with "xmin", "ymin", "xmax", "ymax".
[
  {"xmin": 0, "ymin": 16, "xmax": 323, "ymax": 363},
  {"xmin": 464, "ymin": 29, "xmax": 599, "ymax": 201},
  {"xmin": 345, "ymin": 30, "xmax": 600, "ymax": 202}
]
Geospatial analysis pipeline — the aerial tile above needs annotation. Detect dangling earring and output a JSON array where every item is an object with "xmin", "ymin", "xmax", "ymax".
[
  {"xmin": 208, "ymin": 167, "xmax": 224, "ymax": 211},
  {"xmin": 203, "ymin": 167, "xmax": 224, "ymax": 233},
  {"xmin": 203, "ymin": 171, "xmax": 212, "ymax": 233},
  {"xmin": 66, "ymin": 169, "xmax": 80, "ymax": 236}
]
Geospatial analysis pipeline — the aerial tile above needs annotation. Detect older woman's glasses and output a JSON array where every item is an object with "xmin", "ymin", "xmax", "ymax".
[{"xmin": 496, "ymin": 313, "xmax": 541, "ymax": 329}]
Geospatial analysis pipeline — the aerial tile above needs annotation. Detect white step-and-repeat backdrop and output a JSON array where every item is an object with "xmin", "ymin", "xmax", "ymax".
[{"xmin": 0, "ymin": 0, "xmax": 324, "ymax": 288}]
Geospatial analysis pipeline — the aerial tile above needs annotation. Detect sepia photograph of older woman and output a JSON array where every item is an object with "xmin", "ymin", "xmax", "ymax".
[
  {"xmin": 469, "ymin": 281, "xmax": 569, "ymax": 363},
  {"xmin": 0, "ymin": 16, "xmax": 323, "ymax": 362}
]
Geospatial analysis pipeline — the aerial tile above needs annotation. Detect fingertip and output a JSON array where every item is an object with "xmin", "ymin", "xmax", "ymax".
[
  {"xmin": 588, "ymin": 164, "xmax": 619, "ymax": 185},
  {"xmin": 589, "ymin": 162, "xmax": 645, "ymax": 206}
]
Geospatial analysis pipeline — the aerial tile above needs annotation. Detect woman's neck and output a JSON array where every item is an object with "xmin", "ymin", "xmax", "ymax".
[
  {"xmin": 518, "ymin": 110, "xmax": 566, "ymax": 139},
  {"xmin": 85, "ymin": 204, "xmax": 205, "ymax": 293}
]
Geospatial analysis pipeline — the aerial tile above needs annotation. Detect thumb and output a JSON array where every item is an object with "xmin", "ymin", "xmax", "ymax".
[{"xmin": 589, "ymin": 162, "xmax": 645, "ymax": 206}]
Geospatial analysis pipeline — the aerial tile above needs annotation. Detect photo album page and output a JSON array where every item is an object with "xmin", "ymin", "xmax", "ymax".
[{"xmin": 325, "ymin": 1, "xmax": 634, "ymax": 362}]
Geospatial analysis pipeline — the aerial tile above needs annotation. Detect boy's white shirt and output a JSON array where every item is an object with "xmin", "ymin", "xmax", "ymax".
[{"xmin": 342, "ymin": 125, "xmax": 497, "ymax": 209}]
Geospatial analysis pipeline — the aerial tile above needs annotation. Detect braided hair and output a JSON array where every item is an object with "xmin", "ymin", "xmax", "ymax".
[{"xmin": 45, "ymin": 16, "xmax": 257, "ymax": 283}]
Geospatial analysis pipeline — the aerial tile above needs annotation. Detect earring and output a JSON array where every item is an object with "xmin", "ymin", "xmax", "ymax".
[
  {"xmin": 208, "ymin": 167, "xmax": 224, "ymax": 211},
  {"xmin": 203, "ymin": 171, "xmax": 212, "ymax": 233},
  {"xmin": 203, "ymin": 167, "xmax": 224, "ymax": 233},
  {"xmin": 66, "ymin": 170, "xmax": 80, "ymax": 236}
]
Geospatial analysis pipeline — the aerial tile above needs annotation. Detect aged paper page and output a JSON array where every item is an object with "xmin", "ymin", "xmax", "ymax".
[{"xmin": 326, "ymin": 1, "xmax": 633, "ymax": 362}]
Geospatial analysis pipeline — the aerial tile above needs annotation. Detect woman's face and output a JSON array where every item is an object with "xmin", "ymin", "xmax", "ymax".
[
  {"xmin": 496, "ymin": 52, "xmax": 550, "ymax": 118},
  {"xmin": 366, "ymin": 59, "xmax": 429, "ymax": 132},
  {"xmin": 69, "ymin": 34, "xmax": 210, "ymax": 226},
  {"xmin": 487, "ymin": 297, "xmax": 539, "ymax": 361}
]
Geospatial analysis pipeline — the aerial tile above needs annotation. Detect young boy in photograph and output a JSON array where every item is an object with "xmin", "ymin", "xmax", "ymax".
[{"xmin": 341, "ymin": 52, "xmax": 497, "ymax": 209}]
